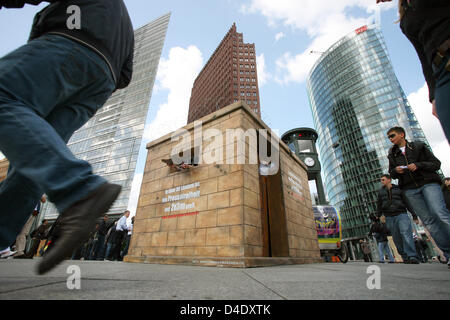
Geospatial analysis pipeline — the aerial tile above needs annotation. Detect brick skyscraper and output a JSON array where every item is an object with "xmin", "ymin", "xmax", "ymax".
[{"xmin": 188, "ymin": 23, "xmax": 261, "ymax": 123}]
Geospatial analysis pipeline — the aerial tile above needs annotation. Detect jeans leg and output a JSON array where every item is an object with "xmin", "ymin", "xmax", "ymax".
[
  {"xmin": 377, "ymin": 242, "xmax": 385, "ymax": 262},
  {"xmin": 385, "ymin": 242, "xmax": 395, "ymax": 262},
  {"xmin": 405, "ymin": 186, "xmax": 450, "ymax": 259},
  {"xmin": 396, "ymin": 214, "xmax": 418, "ymax": 259},
  {"xmin": 105, "ymin": 243, "xmax": 112, "ymax": 260},
  {"xmin": 0, "ymin": 35, "xmax": 115, "ymax": 249},
  {"xmin": 111, "ymin": 243, "xmax": 119, "ymax": 261},
  {"xmin": 0, "ymin": 166, "xmax": 42, "ymax": 250},
  {"xmin": 0, "ymin": 95, "xmax": 112, "ymax": 249},
  {"xmin": 27, "ymin": 239, "xmax": 40, "ymax": 258},
  {"xmin": 433, "ymin": 54, "xmax": 450, "ymax": 142},
  {"xmin": 95, "ymin": 235, "xmax": 105, "ymax": 260},
  {"xmin": 422, "ymin": 183, "xmax": 450, "ymax": 230},
  {"xmin": 386, "ymin": 216, "xmax": 407, "ymax": 261},
  {"xmin": 89, "ymin": 241, "xmax": 97, "ymax": 260},
  {"xmin": 15, "ymin": 215, "xmax": 34, "ymax": 255},
  {"xmin": 122, "ymin": 235, "xmax": 131, "ymax": 258}
]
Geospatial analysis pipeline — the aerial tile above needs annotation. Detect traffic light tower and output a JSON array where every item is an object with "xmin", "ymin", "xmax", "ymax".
[{"xmin": 281, "ymin": 128, "xmax": 327, "ymax": 205}]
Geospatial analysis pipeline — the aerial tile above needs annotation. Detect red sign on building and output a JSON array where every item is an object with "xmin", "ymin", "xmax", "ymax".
[{"xmin": 355, "ymin": 25, "xmax": 368, "ymax": 35}]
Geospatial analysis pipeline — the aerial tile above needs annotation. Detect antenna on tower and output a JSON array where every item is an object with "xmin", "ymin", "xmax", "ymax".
[{"xmin": 310, "ymin": 50, "xmax": 324, "ymax": 55}]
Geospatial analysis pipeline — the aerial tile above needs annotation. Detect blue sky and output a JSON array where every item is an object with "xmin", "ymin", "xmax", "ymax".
[{"xmin": 0, "ymin": 1, "xmax": 448, "ymax": 213}]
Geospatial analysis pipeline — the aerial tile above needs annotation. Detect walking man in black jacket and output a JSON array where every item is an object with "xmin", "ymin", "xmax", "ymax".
[
  {"xmin": 0, "ymin": 0, "xmax": 134, "ymax": 274},
  {"xmin": 377, "ymin": 174, "xmax": 419, "ymax": 263},
  {"xmin": 26, "ymin": 219, "xmax": 50, "ymax": 258},
  {"xmin": 94, "ymin": 215, "xmax": 110, "ymax": 260},
  {"xmin": 443, "ymin": 177, "xmax": 450, "ymax": 211},
  {"xmin": 386, "ymin": 127, "xmax": 450, "ymax": 267}
]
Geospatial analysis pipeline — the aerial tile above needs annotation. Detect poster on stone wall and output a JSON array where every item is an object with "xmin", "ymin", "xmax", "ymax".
[{"xmin": 162, "ymin": 182, "xmax": 201, "ymax": 219}]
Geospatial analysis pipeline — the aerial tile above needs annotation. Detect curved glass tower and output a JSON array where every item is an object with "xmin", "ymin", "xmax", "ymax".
[{"xmin": 306, "ymin": 25, "xmax": 428, "ymax": 240}]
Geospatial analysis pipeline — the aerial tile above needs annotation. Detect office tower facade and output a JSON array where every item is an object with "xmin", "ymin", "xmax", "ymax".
[
  {"xmin": 306, "ymin": 25, "xmax": 429, "ymax": 241},
  {"xmin": 41, "ymin": 13, "xmax": 171, "ymax": 221},
  {"xmin": 187, "ymin": 23, "xmax": 261, "ymax": 123}
]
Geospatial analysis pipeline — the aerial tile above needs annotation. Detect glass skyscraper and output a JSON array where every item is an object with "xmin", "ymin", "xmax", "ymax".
[
  {"xmin": 42, "ymin": 13, "xmax": 171, "ymax": 221},
  {"xmin": 306, "ymin": 24, "xmax": 429, "ymax": 241}
]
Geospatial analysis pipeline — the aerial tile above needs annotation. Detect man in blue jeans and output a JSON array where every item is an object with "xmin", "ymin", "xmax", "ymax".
[
  {"xmin": 0, "ymin": 0, "xmax": 134, "ymax": 274},
  {"xmin": 377, "ymin": 174, "xmax": 419, "ymax": 264},
  {"xmin": 387, "ymin": 127, "xmax": 450, "ymax": 268}
]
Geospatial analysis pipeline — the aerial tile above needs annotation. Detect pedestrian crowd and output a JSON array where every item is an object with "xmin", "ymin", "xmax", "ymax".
[
  {"xmin": 352, "ymin": 0, "xmax": 450, "ymax": 269},
  {"xmin": 70, "ymin": 211, "xmax": 134, "ymax": 261},
  {"xmin": 1, "ymin": 210, "xmax": 134, "ymax": 262},
  {"xmin": 359, "ymin": 126, "xmax": 450, "ymax": 268}
]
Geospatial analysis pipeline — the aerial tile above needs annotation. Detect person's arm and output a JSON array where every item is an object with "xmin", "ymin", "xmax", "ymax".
[
  {"xmin": 117, "ymin": 217, "xmax": 128, "ymax": 231},
  {"xmin": 388, "ymin": 153, "xmax": 402, "ymax": 179},
  {"xmin": 376, "ymin": 191, "xmax": 383, "ymax": 218},
  {"xmin": 405, "ymin": 34, "xmax": 436, "ymax": 103},
  {"xmin": 383, "ymin": 224, "xmax": 391, "ymax": 237},
  {"xmin": 414, "ymin": 142, "xmax": 441, "ymax": 172}
]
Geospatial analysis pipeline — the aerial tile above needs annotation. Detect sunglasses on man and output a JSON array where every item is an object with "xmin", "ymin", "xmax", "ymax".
[{"xmin": 388, "ymin": 133, "xmax": 396, "ymax": 139}]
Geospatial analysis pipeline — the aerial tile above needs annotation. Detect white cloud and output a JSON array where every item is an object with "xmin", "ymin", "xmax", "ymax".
[
  {"xmin": 242, "ymin": 0, "xmax": 395, "ymax": 84},
  {"xmin": 275, "ymin": 14, "xmax": 369, "ymax": 84},
  {"xmin": 407, "ymin": 83, "xmax": 450, "ymax": 176},
  {"xmin": 256, "ymin": 53, "xmax": 270, "ymax": 86},
  {"xmin": 143, "ymin": 46, "xmax": 204, "ymax": 143},
  {"xmin": 274, "ymin": 32, "xmax": 285, "ymax": 42},
  {"xmin": 127, "ymin": 172, "xmax": 143, "ymax": 217},
  {"xmin": 242, "ymin": 0, "xmax": 393, "ymax": 32}
]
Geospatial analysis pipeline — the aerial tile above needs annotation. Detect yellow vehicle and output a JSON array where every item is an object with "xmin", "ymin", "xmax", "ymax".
[{"xmin": 313, "ymin": 205, "xmax": 349, "ymax": 263}]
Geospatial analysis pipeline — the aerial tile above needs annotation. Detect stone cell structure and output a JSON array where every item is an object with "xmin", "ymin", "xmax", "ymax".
[{"xmin": 125, "ymin": 102, "xmax": 321, "ymax": 267}]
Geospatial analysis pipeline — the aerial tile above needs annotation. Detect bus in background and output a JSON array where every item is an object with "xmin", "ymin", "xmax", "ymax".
[{"xmin": 313, "ymin": 205, "xmax": 349, "ymax": 263}]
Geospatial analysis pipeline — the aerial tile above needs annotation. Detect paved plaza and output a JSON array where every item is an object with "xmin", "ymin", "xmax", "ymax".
[{"xmin": 0, "ymin": 259, "xmax": 449, "ymax": 300}]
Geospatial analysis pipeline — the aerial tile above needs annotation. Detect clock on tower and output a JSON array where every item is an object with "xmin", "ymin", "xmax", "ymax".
[{"xmin": 281, "ymin": 128, "xmax": 326, "ymax": 205}]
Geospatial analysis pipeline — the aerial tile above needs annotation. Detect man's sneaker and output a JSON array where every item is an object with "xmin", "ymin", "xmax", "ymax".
[
  {"xmin": 37, "ymin": 183, "xmax": 121, "ymax": 275},
  {"xmin": 408, "ymin": 258, "xmax": 420, "ymax": 264},
  {"xmin": 0, "ymin": 250, "xmax": 17, "ymax": 259}
]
